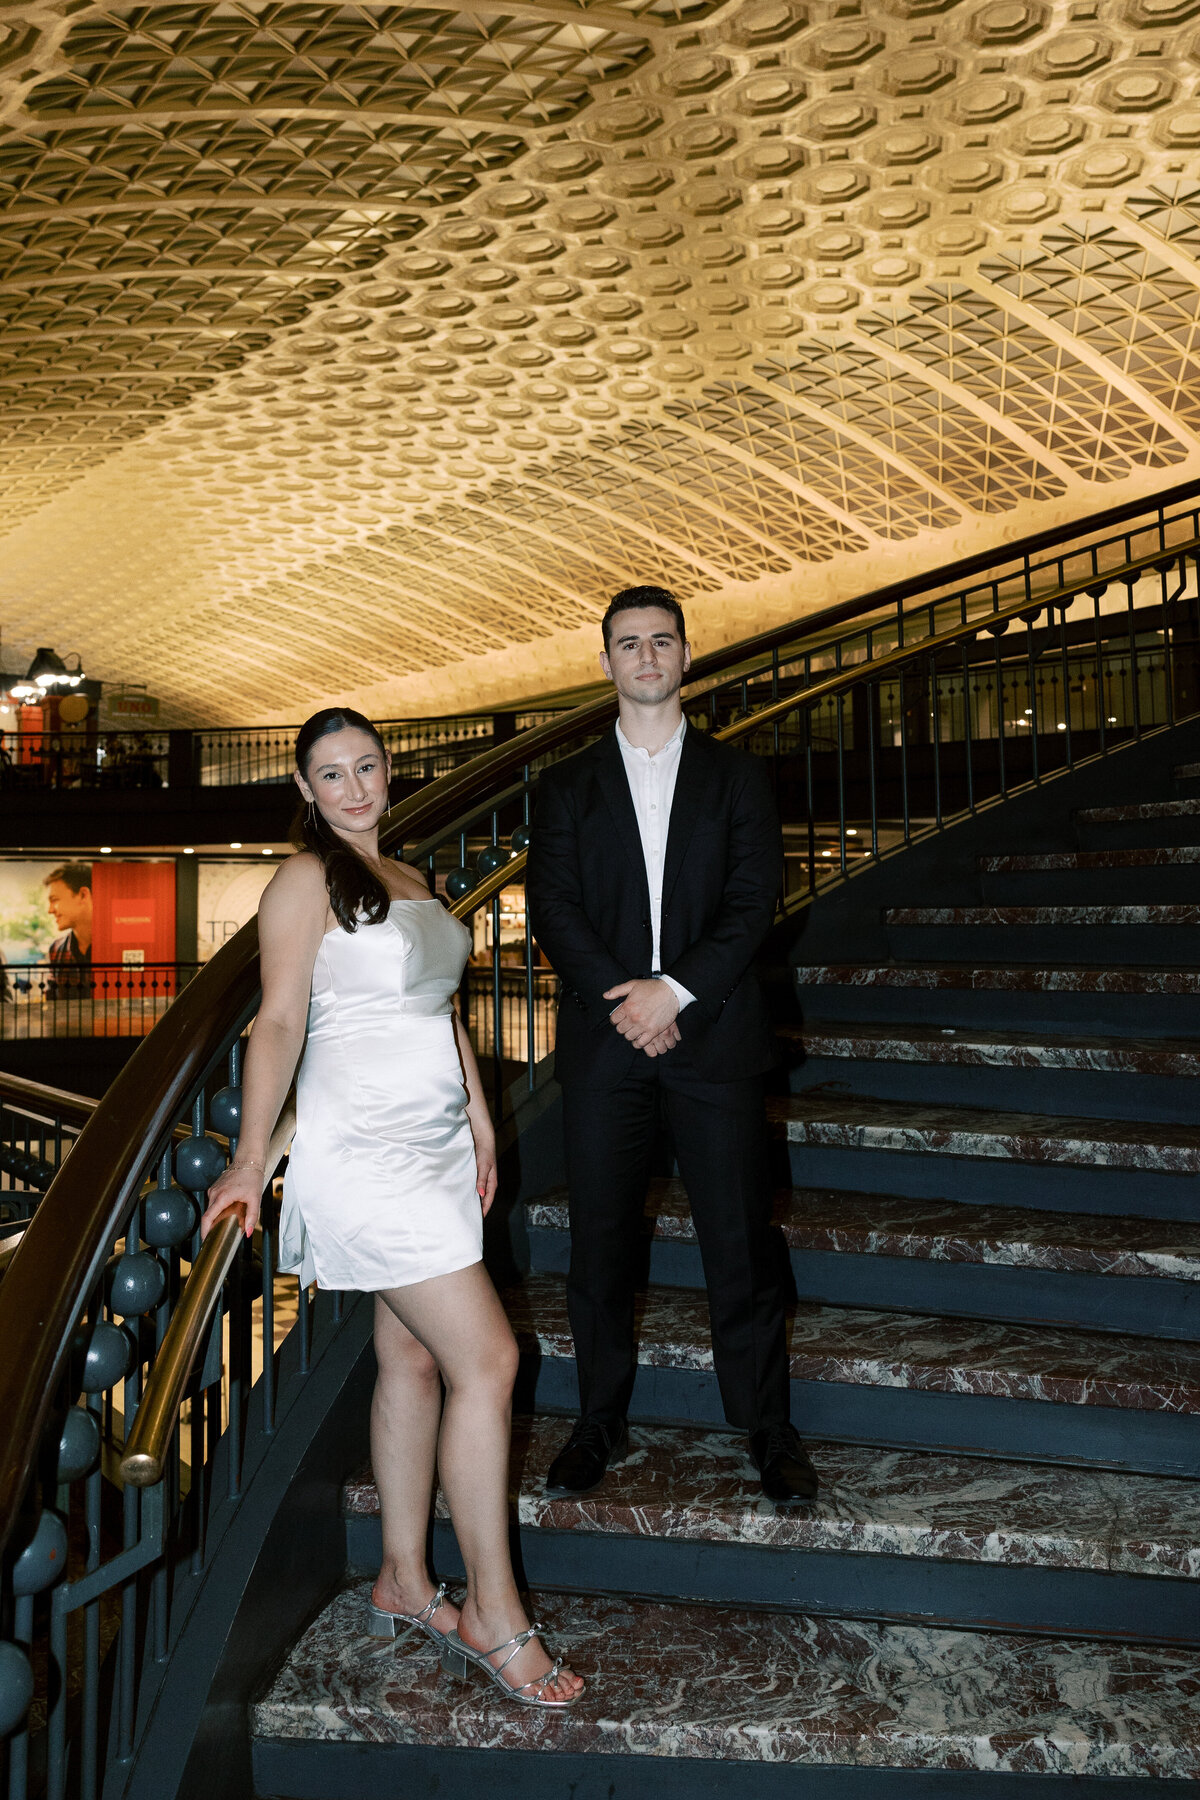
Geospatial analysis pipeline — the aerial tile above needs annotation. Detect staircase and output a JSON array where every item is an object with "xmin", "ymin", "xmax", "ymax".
[
  {"xmin": 251, "ymin": 747, "xmax": 1200, "ymax": 1798},
  {"xmin": 10, "ymin": 496, "xmax": 1200, "ymax": 1800}
]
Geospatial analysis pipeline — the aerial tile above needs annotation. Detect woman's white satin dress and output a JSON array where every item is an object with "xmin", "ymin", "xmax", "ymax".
[{"xmin": 278, "ymin": 898, "xmax": 483, "ymax": 1291}]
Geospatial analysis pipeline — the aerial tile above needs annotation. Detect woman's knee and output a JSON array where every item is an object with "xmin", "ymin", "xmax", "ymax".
[
  {"xmin": 375, "ymin": 1322, "xmax": 439, "ymax": 1388},
  {"xmin": 445, "ymin": 1326, "xmax": 519, "ymax": 1401}
]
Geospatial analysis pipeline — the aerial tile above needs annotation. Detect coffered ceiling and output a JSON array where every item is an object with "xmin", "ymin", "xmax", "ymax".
[{"xmin": 3, "ymin": 0, "xmax": 1200, "ymax": 723}]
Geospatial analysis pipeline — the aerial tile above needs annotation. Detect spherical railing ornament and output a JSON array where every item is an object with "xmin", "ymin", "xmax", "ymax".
[
  {"xmin": 510, "ymin": 824, "xmax": 531, "ymax": 855},
  {"xmin": 209, "ymin": 1085, "xmax": 242, "ymax": 1138},
  {"xmin": 174, "ymin": 1133, "xmax": 226, "ymax": 1193},
  {"xmin": 477, "ymin": 844, "xmax": 507, "ymax": 878},
  {"xmin": 0, "ymin": 1642, "xmax": 34, "ymax": 1737},
  {"xmin": 445, "ymin": 867, "xmax": 476, "ymax": 901},
  {"xmin": 56, "ymin": 1405, "xmax": 101, "ymax": 1482},
  {"xmin": 105, "ymin": 1251, "xmax": 166, "ymax": 1318},
  {"xmin": 142, "ymin": 1185, "xmax": 196, "ymax": 1248},
  {"xmin": 81, "ymin": 1321, "xmax": 135, "ymax": 1394},
  {"xmin": 11, "ymin": 1509, "xmax": 68, "ymax": 1597}
]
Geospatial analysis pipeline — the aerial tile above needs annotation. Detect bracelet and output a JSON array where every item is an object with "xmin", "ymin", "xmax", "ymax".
[{"xmin": 231, "ymin": 1157, "xmax": 265, "ymax": 1173}]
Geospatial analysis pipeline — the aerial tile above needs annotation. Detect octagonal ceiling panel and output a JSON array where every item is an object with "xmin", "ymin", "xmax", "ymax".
[{"xmin": 3, "ymin": 0, "xmax": 1200, "ymax": 722}]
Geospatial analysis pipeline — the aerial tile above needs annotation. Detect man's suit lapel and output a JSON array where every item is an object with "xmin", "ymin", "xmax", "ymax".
[
  {"xmin": 662, "ymin": 726, "xmax": 711, "ymax": 908},
  {"xmin": 594, "ymin": 729, "xmax": 651, "ymax": 904}
]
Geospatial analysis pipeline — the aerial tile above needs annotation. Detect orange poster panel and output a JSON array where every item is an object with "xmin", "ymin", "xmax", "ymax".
[{"xmin": 91, "ymin": 860, "xmax": 176, "ymax": 967}]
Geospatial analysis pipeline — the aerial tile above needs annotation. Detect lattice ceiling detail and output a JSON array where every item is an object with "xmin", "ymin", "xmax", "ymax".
[{"xmin": 3, "ymin": 0, "xmax": 1200, "ymax": 722}]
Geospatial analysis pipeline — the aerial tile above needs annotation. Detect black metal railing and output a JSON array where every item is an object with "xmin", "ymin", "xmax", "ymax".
[
  {"xmin": 5, "ymin": 479, "xmax": 1200, "ymax": 1800},
  {"xmin": 0, "ymin": 710, "xmax": 565, "ymax": 794},
  {"xmin": 0, "ymin": 964, "xmax": 200, "ymax": 1041}
]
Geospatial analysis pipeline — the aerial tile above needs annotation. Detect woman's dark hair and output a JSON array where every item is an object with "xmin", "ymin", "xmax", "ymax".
[{"xmin": 293, "ymin": 708, "xmax": 391, "ymax": 934}]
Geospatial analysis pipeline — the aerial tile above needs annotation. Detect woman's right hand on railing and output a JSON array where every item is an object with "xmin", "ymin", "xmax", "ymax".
[{"xmin": 200, "ymin": 1162, "xmax": 262, "ymax": 1241}]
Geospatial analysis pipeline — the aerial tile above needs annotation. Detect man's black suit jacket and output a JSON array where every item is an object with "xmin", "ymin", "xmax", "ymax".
[{"xmin": 526, "ymin": 723, "xmax": 783, "ymax": 1088}]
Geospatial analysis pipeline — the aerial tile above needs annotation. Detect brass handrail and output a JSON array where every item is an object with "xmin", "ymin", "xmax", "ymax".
[
  {"xmin": 119, "ymin": 1101, "xmax": 297, "ymax": 1487},
  {"xmin": 119, "ymin": 1211, "xmax": 243, "ymax": 1488}
]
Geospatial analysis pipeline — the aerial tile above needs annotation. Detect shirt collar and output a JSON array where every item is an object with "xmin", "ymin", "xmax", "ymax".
[{"xmin": 615, "ymin": 713, "xmax": 686, "ymax": 759}]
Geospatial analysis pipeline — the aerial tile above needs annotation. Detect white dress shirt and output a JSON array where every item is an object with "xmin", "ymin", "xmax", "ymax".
[{"xmin": 615, "ymin": 715, "xmax": 696, "ymax": 1013}]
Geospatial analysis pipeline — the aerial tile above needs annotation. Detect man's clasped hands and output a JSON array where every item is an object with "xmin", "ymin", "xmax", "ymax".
[{"xmin": 604, "ymin": 977, "xmax": 681, "ymax": 1058}]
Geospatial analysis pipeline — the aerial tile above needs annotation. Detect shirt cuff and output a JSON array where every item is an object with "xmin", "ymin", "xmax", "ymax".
[{"xmin": 659, "ymin": 974, "xmax": 696, "ymax": 1013}]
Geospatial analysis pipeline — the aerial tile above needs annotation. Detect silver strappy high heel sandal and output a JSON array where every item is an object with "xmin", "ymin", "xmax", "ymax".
[
  {"xmin": 366, "ymin": 1582, "xmax": 451, "ymax": 1648},
  {"xmin": 440, "ymin": 1624, "xmax": 578, "ymax": 1708}
]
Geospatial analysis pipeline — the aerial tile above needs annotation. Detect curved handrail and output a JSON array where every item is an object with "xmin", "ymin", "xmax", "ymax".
[
  {"xmin": 4, "ymin": 497, "xmax": 1200, "ymax": 1551},
  {"xmin": 0, "ymin": 1072, "xmax": 97, "ymax": 1132}
]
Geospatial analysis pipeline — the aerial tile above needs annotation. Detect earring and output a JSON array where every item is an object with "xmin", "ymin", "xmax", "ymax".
[{"xmin": 305, "ymin": 799, "xmax": 315, "ymax": 827}]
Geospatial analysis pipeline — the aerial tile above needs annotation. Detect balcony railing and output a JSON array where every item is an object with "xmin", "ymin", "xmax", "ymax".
[
  {"xmin": 0, "ymin": 709, "xmax": 564, "ymax": 794},
  {"xmin": 0, "ymin": 964, "xmax": 198, "ymax": 1040}
]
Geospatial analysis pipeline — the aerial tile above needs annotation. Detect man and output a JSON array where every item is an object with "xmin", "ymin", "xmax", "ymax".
[
  {"xmin": 526, "ymin": 586, "xmax": 817, "ymax": 1508},
  {"xmin": 43, "ymin": 861, "xmax": 93, "ymax": 996}
]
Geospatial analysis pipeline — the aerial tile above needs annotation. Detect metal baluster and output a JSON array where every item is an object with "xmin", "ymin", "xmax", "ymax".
[
  {"xmin": 262, "ymin": 1219, "xmax": 276, "ymax": 1436},
  {"xmin": 81, "ymin": 1378, "xmax": 103, "ymax": 1800},
  {"xmin": 522, "ymin": 766, "xmax": 536, "ymax": 1088},
  {"xmin": 961, "ymin": 636, "xmax": 975, "ymax": 815},
  {"xmin": 8, "ymin": 1594, "xmax": 33, "ymax": 1800},
  {"xmin": 1056, "ymin": 591, "xmax": 1074, "ymax": 770},
  {"xmin": 491, "ymin": 808, "xmax": 504, "ymax": 1115},
  {"xmin": 930, "ymin": 647, "xmax": 943, "ymax": 831},
  {"xmin": 1025, "ymin": 610, "xmax": 1040, "ymax": 789}
]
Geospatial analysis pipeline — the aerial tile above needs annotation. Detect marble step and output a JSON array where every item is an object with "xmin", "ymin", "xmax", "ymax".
[
  {"xmin": 793, "ymin": 960, "xmax": 1200, "ymax": 1035},
  {"xmin": 1076, "ymin": 798, "xmax": 1200, "ymax": 850},
  {"xmin": 1079, "ymin": 802, "xmax": 1200, "ymax": 823},
  {"xmin": 506, "ymin": 1273, "xmax": 1200, "ymax": 1473},
  {"xmin": 882, "ymin": 906, "xmax": 1200, "ymax": 966},
  {"xmin": 788, "ymin": 1019, "xmax": 1200, "ymax": 1123},
  {"xmin": 524, "ymin": 1179, "xmax": 1200, "ymax": 1339},
  {"xmin": 980, "ymin": 843, "xmax": 1200, "ymax": 903},
  {"xmin": 773, "ymin": 1091, "xmax": 1200, "ymax": 1221},
  {"xmin": 252, "ymin": 1581, "xmax": 1200, "ymax": 1797},
  {"xmin": 342, "ymin": 1420, "xmax": 1200, "ymax": 1644}
]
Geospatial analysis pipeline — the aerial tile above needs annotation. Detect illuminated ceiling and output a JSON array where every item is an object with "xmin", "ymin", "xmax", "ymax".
[{"xmin": 3, "ymin": 0, "xmax": 1200, "ymax": 723}]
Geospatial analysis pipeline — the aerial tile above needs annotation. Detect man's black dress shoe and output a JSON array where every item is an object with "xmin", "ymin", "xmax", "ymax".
[
  {"xmin": 749, "ymin": 1424, "xmax": 819, "ymax": 1507},
  {"xmin": 545, "ymin": 1419, "xmax": 629, "ymax": 1497}
]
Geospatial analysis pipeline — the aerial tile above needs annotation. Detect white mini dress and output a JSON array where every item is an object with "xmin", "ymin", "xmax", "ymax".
[{"xmin": 278, "ymin": 898, "xmax": 483, "ymax": 1291}]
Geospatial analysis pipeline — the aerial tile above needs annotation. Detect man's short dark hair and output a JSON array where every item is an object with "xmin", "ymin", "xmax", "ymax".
[
  {"xmin": 602, "ymin": 586, "xmax": 688, "ymax": 651},
  {"xmin": 44, "ymin": 861, "xmax": 91, "ymax": 894}
]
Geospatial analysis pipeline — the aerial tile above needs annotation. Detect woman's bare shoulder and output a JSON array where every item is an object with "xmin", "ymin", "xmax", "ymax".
[{"xmin": 259, "ymin": 850, "xmax": 326, "ymax": 916}]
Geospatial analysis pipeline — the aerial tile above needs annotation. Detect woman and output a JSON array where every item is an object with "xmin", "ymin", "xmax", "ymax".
[{"xmin": 202, "ymin": 707, "xmax": 581, "ymax": 1709}]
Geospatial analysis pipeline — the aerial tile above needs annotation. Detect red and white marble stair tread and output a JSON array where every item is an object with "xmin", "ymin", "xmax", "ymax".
[
  {"xmin": 343, "ymin": 1418, "xmax": 1200, "ymax": 1581},
  {"xmin": 884, "ymin": 905, "xmax": 1200, "ymax": 924},
  {"xmin": 252, "ymin": 1581, "xmax": 1200, "ymax": 1780},
  {"xmin": 785, "ymin": 1018, "xmax": 1200, "ymax": 1078},
  {"xmin": 524, "ymin": 1182, "xmax": 1200, "ymax": 1281},
  {"xmin": 506, "ymin": 1274, "xmax": 1200, "ymax": 1416},
  {"xmin": 770, "ymin": 1093, "xmax": 1200, "ymax": 1172},
  {"xmin": 793, "ymin": 962, "xmax": 1200, "ymax": 993}
]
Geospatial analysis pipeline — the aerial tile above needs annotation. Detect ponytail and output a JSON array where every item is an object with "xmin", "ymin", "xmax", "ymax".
[{"xmin": 293, "ymin": 708, "xmax": 391, "ymax": 934}]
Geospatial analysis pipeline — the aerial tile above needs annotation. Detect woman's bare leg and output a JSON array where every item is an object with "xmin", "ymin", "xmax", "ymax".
[
  {"xmin": 369, "ymin": 1295, "xmax": 459, "ymax": 1636},
  {"xmin": 379, "ymin": 1263, "xmax": 583, "ymax": 1701}
]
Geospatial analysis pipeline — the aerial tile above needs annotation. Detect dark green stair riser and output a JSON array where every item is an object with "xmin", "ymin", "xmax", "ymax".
[
  {"xmin": 336, "ymin": 1514, "xmax": 1200, "ymax": 1648},
  {"xmin": 515, "ymin": 1360, "xmax": 1200, "ymax": 1478},
  {"xmin": 793, "ymin": 982, "xmax": 1200, "ymax": 1036},
  {"xmin": 251, "ymin": 1740, "xmax": 1200, "ymax": 1800},
  {"xmin": 790, "ymin": 1055, "xmax": 1200, "ymax": 1127},
  {"xmin": 782, "ymin": 1143, "xmax": 1200, "ymax": 1221},
  {"xmin": 885, "ymin": 925, "xmax": 1200, "ymax": 965},
  {"xmin": 525, "ymin": 1229, "xmax": 1200, "ymax": 1341}
]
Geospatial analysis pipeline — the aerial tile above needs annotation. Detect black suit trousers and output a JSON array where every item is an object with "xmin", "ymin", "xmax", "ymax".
[{"xmin": 561, "ymin": 1050, "xmax": 791, "ymax": 1433}]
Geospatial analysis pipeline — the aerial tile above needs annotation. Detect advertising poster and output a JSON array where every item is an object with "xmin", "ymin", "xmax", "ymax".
[
  {"xmin": 0, "ymin": 857, "xmax": 175, "ymax": 977},
  {"xmin": 196, "ymin": 859, "xmax": 276, "ymax": 963}
]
